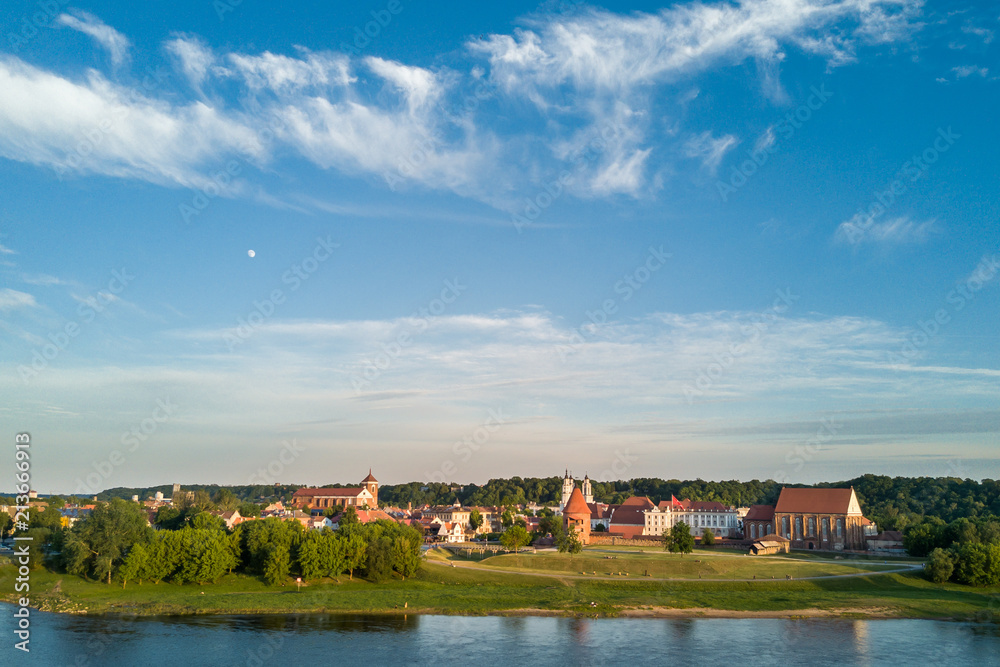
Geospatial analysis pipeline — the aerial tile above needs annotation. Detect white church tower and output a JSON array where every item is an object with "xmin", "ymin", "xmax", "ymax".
[
  {"xmin": 582, "ymin": 474, "xmax": 593, "ymax": 504},
  {"xmin": 560, "ymin": 469, "xmax": 575, "ymax": 511}
]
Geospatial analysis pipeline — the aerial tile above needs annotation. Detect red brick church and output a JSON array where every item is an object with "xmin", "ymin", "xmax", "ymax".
[
  {"xmin": 292, "ymin": 469, "xmax": 380, "ymax": 510},
  {"xmin": 745, "ymin": 487, "xmax": 872, "ymax": 551}
]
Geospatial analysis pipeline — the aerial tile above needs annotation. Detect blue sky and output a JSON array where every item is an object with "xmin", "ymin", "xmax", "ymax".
[{"xmin": 1, "ymin": 0, "xmax": 998, "ymax": 493}]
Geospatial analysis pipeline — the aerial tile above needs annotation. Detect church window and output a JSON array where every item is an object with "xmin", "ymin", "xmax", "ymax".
[
  {"xmin": 836, "ymin": 519, "xmax": 843, "ymax": 538},
  {"xmin": 808, "ymin": 517, "xmax": 816, "ymax": 536},
  {"xmin": 781, "ymin": 517, "xmax": 789, "ymax": 538},
  {"xmin": 823, "ymin": 519, "xmax": 829, "ymax": 540},
  {"xmin": 795, "ymin": 517, "xmax": 802, "ymax": 539}
]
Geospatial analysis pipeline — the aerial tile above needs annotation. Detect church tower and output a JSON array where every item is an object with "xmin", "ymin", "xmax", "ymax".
[
  {"xmin": 362, "ymin": 469, "xmax": 379, "ymax": 507},
  {"xmin": 582, "ymin": 474, "xmax": 593, "ymax": 504},
  {"xmin": 560, "ymin": 469, "xmax": 575, "ymax": 511}
]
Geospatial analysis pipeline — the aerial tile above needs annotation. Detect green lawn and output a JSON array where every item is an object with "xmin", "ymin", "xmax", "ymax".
[
  {"xmin": 2, "ymin": 551, "xmax": 997, "ymax": 621},
  {"xmin": 467, "ymin": 547, "xmax": 904, "ymax": 580}
]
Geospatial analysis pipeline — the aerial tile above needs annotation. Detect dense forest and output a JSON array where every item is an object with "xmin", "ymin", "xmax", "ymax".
[{"xmin": 81, "ymin": 473, "xmax": 1000, "ymax": 532}]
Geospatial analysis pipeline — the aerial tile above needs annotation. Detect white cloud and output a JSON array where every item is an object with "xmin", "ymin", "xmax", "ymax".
[
  {"xmin": 0, "ymin": 1, "xmax": 925, "ymax": 209},
  {"xmin": 471, "ymin": 1, "xmax": 921, "ymax": 94},
  {"xmin": 56, "ymin": 11, "xmax": 130, "ymax": 68},
  {"xmin": 0, "ymin": 57, "xmax": 265, "ymax": 190},
  {"xmin": 961, "ymin": 24, "xmax": 994, "ymax": 45},
  {"xmin": 684, "ymin": 131, "xmax": 738, "ymax": 174},
  {"xmin": 835, "ymin": 215, "xmax": 936, "ymax": 245},
  {"xmin": 467, "ymin": 0, "xmax": 920, "ymax": 196},
  {"xmin": 952, "ymin": 65, "xmax": 989, "ymax": 78},
  {"xmin": 165, "ymin": 36, "xmax": 216, "ymax": 90},
  {"xmin": 589, "ymin": 147, "xmax": 652, "ymax": 195},
  {"xmin": 8, "ymin": 306, "xmax": 998, "ymax": 486},
  {"xmin": 754, "ymin": 126, "xmax": 777, "ymax": 154},
  {"xmin": 227, "ymin": 50, "xmax": 353, "ymax": 91},
  {"xmin": 0, "ymin": 243, "xmax": 15, "ymax": 255},
  {"xmin": 20, "ymin": 273, "xmax": 63, "ymax": 286},
  {"xmin": 366, "ymin": 57, "xmax": 441, "ymax": 111},
  {"xmin": 0, "ymin": 288, "xmax": 37, "ymax": 311}
]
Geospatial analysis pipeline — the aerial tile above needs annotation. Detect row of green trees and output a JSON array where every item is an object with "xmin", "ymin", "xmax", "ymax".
[
  {"xmin": 31, "ymin": 498, "xmax": 422, "ymax": 587},
  {"xmin": 925, "ymin": 544, "xmax": 1000, "ymax": 586},
  {"xmin": 908, "ymin": 515, "xmax": 1000, "ymax": 587},
  {"xmin": 904, "ymin": 516, "xmax": 1000, "ymax": 557}
]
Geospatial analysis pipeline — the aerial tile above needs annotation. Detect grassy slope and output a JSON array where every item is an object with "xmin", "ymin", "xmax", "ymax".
[
  {"xmin": 1, "ymin": 549, "xmax": 997, "ymax": 620},
  {"xmin": 475, "ymin": 550, "xmax": 904, "ymax": 579}
]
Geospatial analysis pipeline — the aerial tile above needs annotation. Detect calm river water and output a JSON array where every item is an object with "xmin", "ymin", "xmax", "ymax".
[{"xmin": 2, "ymin": 610, "xmax": 999, "ymax": 666}]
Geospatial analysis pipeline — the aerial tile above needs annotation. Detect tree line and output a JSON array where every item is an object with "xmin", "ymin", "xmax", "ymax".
[
  {"xmin": 23, "ymin": 499, "xmax": 423, "ymax": 587},
  {"xmin": 78, "ymin": 474, "xmax": 998, "ymax": 533},
  {"xmin": 902, "ymin": 515, "xmax": 1000, "ymax": 587}
]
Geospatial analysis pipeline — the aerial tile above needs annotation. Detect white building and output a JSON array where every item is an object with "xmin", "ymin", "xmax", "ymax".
[{"xmin": 643, "ymin": 496, "xmax": 738, "ymax": 538}]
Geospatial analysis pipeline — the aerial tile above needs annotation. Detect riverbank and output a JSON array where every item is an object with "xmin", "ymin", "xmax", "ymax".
[{"xmin": 3, "ymin": 551, "xmax": 998, "ymax": 622}]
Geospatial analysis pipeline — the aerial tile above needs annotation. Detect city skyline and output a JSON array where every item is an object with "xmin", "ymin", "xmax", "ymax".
[{"xmin": 1, "ymin": 0, "xmax": 998, "ymax": 491}]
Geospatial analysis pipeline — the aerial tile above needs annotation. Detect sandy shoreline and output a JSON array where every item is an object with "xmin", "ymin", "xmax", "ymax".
[{"xmin": 6, "ymin": 598, "xmax": 980, "ymax": 621}]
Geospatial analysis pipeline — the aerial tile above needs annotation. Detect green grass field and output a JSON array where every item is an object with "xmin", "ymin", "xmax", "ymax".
[
  {"xmin": 2, "ymin": 548, "xmax": 997, "ymax": 621},
  {"xmin": 463, "ymin": 548, "xmax": 905, "ymax": 580}
]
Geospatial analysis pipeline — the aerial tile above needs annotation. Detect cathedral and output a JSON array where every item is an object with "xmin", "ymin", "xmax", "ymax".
[{"xmin": 559, "ymin": 469, "xmax": 593, "ymax": 511}]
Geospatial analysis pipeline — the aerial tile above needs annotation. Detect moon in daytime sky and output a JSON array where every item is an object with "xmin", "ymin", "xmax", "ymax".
[{"xmin": 248, "ymin": 250, "xmax": 255, "ymax": 258}]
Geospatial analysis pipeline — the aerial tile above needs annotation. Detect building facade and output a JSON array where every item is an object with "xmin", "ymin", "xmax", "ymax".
[
  {"xmin": 743, "ymin": 504, "xmax": 775, "ymax": 540},
  {"xmin": 643, "ymin": 496, "xmax": 739, "ymax": 537},
  {"xmin": 291, "ymin": 472, "xmax": 379, "ymax": 510},
  {"xmin": 772, "ymin": 487, "xmax": 869, "ymax": 551},
  {"xmin": 563, "ymin": 488, "xmax": 592, "ymax": 545}
]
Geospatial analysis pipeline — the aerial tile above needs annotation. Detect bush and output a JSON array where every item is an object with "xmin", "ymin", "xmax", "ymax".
[
  {"xmin": 924, "ymin": 548, "xmax": 955, "ymax": 583},
  {"xmin": 701, "ymin": 529, "xmax": 715, "ymax": 546},
  {"xmin": 953, "ymin": 543, "xmax": 1000, "ymax": 587}
]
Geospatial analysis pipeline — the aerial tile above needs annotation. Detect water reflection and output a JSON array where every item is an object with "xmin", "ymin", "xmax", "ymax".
[{"xmin": 4, "ymin": 607, "xmax": 998, "ymax": 667}]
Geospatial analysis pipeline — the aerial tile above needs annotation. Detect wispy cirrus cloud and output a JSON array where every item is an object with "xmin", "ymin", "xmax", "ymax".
[
  {"xmin": 0, "ymin": 288, "xmax": 37, "ymax": 311},
  {"xmin": 835, "ymin": 215, "xmax": 937, "ymax": 245},
  {"xmin": 56, "ymin": 10, "xmax": 131, "ymax": 68},
  {"xmin": 683, "ymin": 131, "xmax": 739, "ymax": 174},
  {"xmin": 0, "ymin": 57, "xmax": 266, "ymax": 190},
  {"xmin": 0, "ymin": 1, "xmax": 926, "ymax": 209},
  {"xmin": 6, "ymin": 307, "xmax": 997, "ymax": 486}
]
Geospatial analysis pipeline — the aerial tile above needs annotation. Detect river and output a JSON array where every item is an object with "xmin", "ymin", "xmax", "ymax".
[{"xmin": 2, "ymin": 611, "xmax": 999, "ymax": 666}]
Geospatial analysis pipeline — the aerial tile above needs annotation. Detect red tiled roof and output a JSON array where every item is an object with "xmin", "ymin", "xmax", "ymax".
[
  {"xmin": 610, "ymin": 511, "xmax": 646, "ymax": 527},
  {"xmin": 292, "ymin": 487, "xmax": 365, "ymax": 497},
  {"xmin": 758, "ymin": 533, "xmax": 789, "ymax": 542},
  {"xmin": 587, "ymin": 502, "xmax": 608, "ymax": 519},
  {"xmin": 744, "ymin": 505, "xmax": 775, "ymax": 522},
  {"xmin": 362, "ymin": 469, "xmax": 378, "ymax": 483},
  {"xmin": 658, "ymin": 495, "xmax": 688, "ymax": 510},
  {"xmin": 330, "ymin": 509, "xmax": 392, "ymax": 524},
  {"xmin": 619, "ymin": 496, "xmax": 655, "ymax": 509},
  {"xmin": 689, "ymin": 501, "xmax": 727, "ymax": 511},
  {"xmin": 564, "ymin": 488, "xmax": 591, "ymax": 515},
  {"xmin": 774, "ymin": 487, "xmax": 858, "ymax": 515}
]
